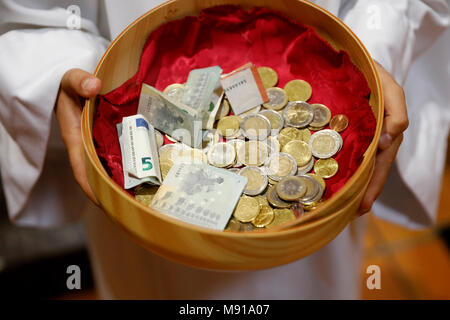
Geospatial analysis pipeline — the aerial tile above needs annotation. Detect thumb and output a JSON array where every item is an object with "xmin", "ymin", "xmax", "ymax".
[{"xmin": 61, "ymin": 68, "xmax": 102, "ymax": 98}]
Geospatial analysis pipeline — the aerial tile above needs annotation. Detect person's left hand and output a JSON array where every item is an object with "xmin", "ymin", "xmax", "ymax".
[{"xmin": 358, "ymin": 62, "xmax": 409, "ymax": 215}]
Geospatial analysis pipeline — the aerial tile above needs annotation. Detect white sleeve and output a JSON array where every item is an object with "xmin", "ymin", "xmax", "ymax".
[
  {"xmin": 342, "ymin": 0, "xmax": 449, "ymax": 84},
  {"xmin": 0, "ymin": 18, "xmax": 108, "ymax": 225}
]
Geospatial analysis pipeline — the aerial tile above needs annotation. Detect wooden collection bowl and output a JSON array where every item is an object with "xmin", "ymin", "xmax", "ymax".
[{"xmin": 81, "ymin": 0, "xmax": 383, "ymax": 271}]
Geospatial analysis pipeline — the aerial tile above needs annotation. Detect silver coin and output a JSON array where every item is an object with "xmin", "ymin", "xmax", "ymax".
[
  {"xmin": 310, "ymin": 103, "xmax": 331, "ymax": 127},
  {"xmin": 296, "ymin": 156, "xmax": 314, "ymax": 175},
  {"xmin": 263, "ymin": 87, "xmax": 288, "ymax": 110},
  {"xmin": 283, "ymin": 101, "xmax": 314, "ymax": 128},
  {"xmin": 226, "ymin": 139, "xmax": 246, "ymax": 167},
  {"xmin": 259, "ymin": 109, "xmax": 284, "ymax": 135},
  {"xmin": 296, "ymin": 175, "xmax": 321, "ymax": 203},
  {"xmin": 238, "ymin": 166, "xmax": 268, "ymax": 196},
  {"xmin": 207, "ymin": 142, "xmax": 236, "ymax": 168},
  {"xmin": 265, "ymin": 152, "xmax": 298, "ymax": 182},
  {"xmin": 309, "ymin": 129, "xmax": 342, "ymax": 159},
  {"xmin": 301, "ymin": 179, "xmax": 324, "ymax": 205},
  {"xmin": 240, "ymin": 114, "xmax": 271, "ymax": 141},
  {"xmin": 163, "ymin": 83, "xmax": 185, "ymax": 102}
]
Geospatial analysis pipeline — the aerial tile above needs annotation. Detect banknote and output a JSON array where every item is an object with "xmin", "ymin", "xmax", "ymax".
[
  {"xmin": 138, "ymin": 84, "xmax": 203, "ymax": 148},
  {"xmin": 117, "ymin": 117, "xmax": 162, "ymax": 189},
  {"xmin": 220, "ymin": 63, "xmax": 268, "ymax": 115},
  {"xmin": 181, "ymin": 66, "xmax": 223, "ymax": 119},
  {"xmin": 203, "ymin": 82, "xmax": 224, "ymax": 129},
  {"xmin": 150, "ymin": 162, "xmax": 248, "ymax": 230}
]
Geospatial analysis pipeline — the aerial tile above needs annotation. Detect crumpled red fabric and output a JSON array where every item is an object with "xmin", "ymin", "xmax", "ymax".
[{"xmin": 93, "ymin": 5, "xmax": 376, "ymax": 199}]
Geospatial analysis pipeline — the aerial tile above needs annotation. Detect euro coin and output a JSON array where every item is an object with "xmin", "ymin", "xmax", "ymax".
[
  {"xmin": 159, "ymin": 159, "xmax": 174, "ymax": 181},
  {"xmin": 255, "ymin": 195, "xmax": 270, "ymax": 207},
  {"xmin": 309, "ymin": 129, "xmax": 342, "ymax": 159},
  {"xmin": 252, "ymin": 205, "xmax": 275, "ymax": 228},
  {"xmin": 266, "ymin": 208, "xmax": 296, "ymax": 228},
  {"xmin": 283, "ymin": 101, "xmax": 314, "ymax": 128},
  {"xmin": 278, "ymin": 127, "xmax": 310, "ymax": 147},
  {"xmin": 226, "ymin": 139, "xmax": 246, "ymax": 167},
  {"xmin": 296, "ymin": 156, "xmax": 314, "ymax": 175},
  {"xmin": 259, "ymin": 109, "xmax": 284, "ymax": 134},
  {"xmin": 236, "ymin": 141, "xmax": 269, "ymax": 167},
  {"xmin": 200, "ymin": 130, "xmax": 221, "ymax": 154},
  {"xmin": 216, "ymin": 99, "xmax": 230, "ymax": 120},
  {"xmin": 310, "ymin": 103, "xmax": 331, "ymax": 127},
  {"xmin": 314, "ymin": 158, "xmax": 339, "ymax": 179},
  {"xmin": 159, "ymin": 144, "xmax": 184, "ymax": 163},
  {"xmin": 240, "ymin": 222, "xmax": 256, "ymax": 232},
  {"xmin": 263, "ymin": 87, "xmax": 288, "ymax": 110},
  {"xmin": 238, "ymin": 166, "xmax": 268, "ymax": 196},
  {"xmin": 241, "ymin": 114, "xmax": 271, "ymax": 141},
  {"xmin": 257, "ymin": 66, "xmax": 278, "ymax": 88},
  {"xmin": 217, "ymin": 115, "xmax": 241, "ymax": 137},
  {"xmin": 330, "ymin": 114, "xmax": 349, "ymax": 132},
  {"xmin": 264, "ymin": 136, "xmax": 281, "ymax": 156},
  {"xmin": 276, "ymin": 176, "xmax": 307, "ymax": 201},
  {"xmin": 163, "ymin": 83, "xmax": 185, "ymax": 102},
  {"xmin": 265, "ymin": 152, "xmax": 297, "ymax": 182},
  {"xmin": 233, "ymin": 196, "xmax": 260, "ymax": 223},
  {"xmin": 282, "ymin": 140, "xmax": 312, "ymax": 167},
  {"xmin": 266, "ymin": 185, "xmax": 292, "ymax": 209},
  {"xmin": 284, "ymin": 79, "xmax": 312, "ymax": 102},
  {"xmin": 225, "ymin": 217, "xmax": 241, "ymax": 232},
  {"xmin": 306, "ymin": 173, "xmax": 326, "ymax": 190},
  {"xmin": 207, "ymin": 142, "xmax": 236, "ymax": 168},
  {"xmin": 308, "ymin": 125, "xmax": 325, "ymax": 131},
  {"xmin": 135, "ymin": 184, "xmax": 159, "ymax": 206},
  {"xmin": 295, "ymin": 175, "xmax": 320, "ymax": 203}
]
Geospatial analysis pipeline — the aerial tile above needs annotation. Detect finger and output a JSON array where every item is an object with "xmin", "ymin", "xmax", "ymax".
[
  {"xmin": 56, "ymin": 90, "xmax": 100, "ymax": 205},
  {"xmin": 61, "ymin": 68, "xmax": 102, "ymax": 99},
  {"xmin": 375, "ymin": 63, "xmax": 409, "ymax": 150},
  {"xmin": 358, "ymin": 134, "xmax": 403, "ymax": 215}
]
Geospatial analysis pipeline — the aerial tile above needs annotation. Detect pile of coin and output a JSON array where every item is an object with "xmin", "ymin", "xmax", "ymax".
[{"xmin": 135, "ymin": 66, "xmax": 350, "ymax": 233}]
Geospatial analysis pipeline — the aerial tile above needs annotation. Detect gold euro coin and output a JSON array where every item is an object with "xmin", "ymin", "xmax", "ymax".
[
  {"xmin": 310, "ymin": 103, "xmax": 331, "ymax": 127},
  {"xmin": 314, "ymin": 158, "xmax": 339, "ymax": 179},
  {"xmin": 306, "ymin": 173, "xmax": 326, "ymax": 190},
  {"xmin": 276, "ymin": 176, "xmax": 307, "ymax": 201},
  {"xmin": 265, "ymin": 152, "xmax": 297, "ymax": 181},
  {"xmin": 309, "ymin": 125, "xmax": 325, "ymax": 131},
  {"xmin": 236, "ymin": 141, "xmax": 269, "ymax": 167},
  {"xmin": 217, "ymin": 115, "xmax": 241, "ymax": 137},
  {"xmin": 239, "ymin": 166, "xmax": 268, "ymax": 196},
  {"xmin": 225, "ymin": 217, "xmax": 241, "ymax": 232},
  {"xmin": 284, "ymin": 79, "xmax": 312, "ymax": 102},
  {"xmin": 255, "ymin": 195, "xmax": 270, "ymax": 207},
  {"xmin": 135, "ymin": 185, "xmax": 159, "ymax": 206},
  {"xmin": 216, "ymin": 99, "xmax": 230, "ymax": 120},
  {"xmin": 263, "ymin": 87, "xmax": 288, "ymax": 110},
  {"xmin": 163, "ymin": 83, "xmax": 185, "ymax": 102},
  {"xmin": 266, "ymin": 208, "xmax": 296, "ymax": 228},
  {"xmin": 282, "ymin": 140, "xmax": 312, "ymax": 167},
  {"xmin": 257, "ymin": 66, "xmax": 278, "ymax": 88},
  {"xmin": 259, "ymin": 109, "xmax": 284, "ymax": 134},
  {"xmin": 252, "ymin": 205, "xmax": 275, "ymax": 228},
  {"xmin": 233, "ymin": 196, "xmax": 260, "ymax": 223},
  {"xmin": 266, "ymin": 185, "xmax": 292, "ymax": 208},
  {"xmin": 278, "ymin": 127, "xmax": 310, "ymax": 147}
]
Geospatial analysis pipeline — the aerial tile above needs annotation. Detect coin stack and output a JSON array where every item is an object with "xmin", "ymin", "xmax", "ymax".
[{"xmin": 134, "ymin": 66, "xmax": 350, "ymax": 233}]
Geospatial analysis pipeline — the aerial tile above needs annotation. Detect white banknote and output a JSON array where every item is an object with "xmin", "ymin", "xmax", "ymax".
[
  {"xmin": 118, "ymin": 115, "xmax": 162, "ymax": 188},
  {"xmin": 150, "ymin": 162, "xmax": 248, "ymax": 230},
  {"xmin": 138, "ymin": 84, "xmax": 203, "ymax": 148},
  {"xmin": 220, "ymin": 63, "xmax": 268, "ymax": 115}
]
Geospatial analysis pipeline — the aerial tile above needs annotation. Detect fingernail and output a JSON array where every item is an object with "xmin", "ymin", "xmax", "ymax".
[
  {"xmin": 81, "ymin": 77, "xmax": 97, "ymax": 92},
  {"xmin": 378, "ymin": 133, "xmax": 393, "ymax": 150}
]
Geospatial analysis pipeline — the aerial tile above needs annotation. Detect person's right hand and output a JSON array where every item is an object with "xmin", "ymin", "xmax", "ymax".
[{"xmin": 55, "ymin": 68, "xmax": 102, "ymax": 205}]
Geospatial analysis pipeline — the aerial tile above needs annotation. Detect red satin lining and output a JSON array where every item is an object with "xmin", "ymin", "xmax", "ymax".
[{"xmin": 93, "ymin": 5, "xmax": 376, "ymax": 199}]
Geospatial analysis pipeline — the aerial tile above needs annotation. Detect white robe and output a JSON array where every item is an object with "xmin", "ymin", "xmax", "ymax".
[{"xmin": 0, "ymin": 0, "xmax": 449, "ymax": 299}]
